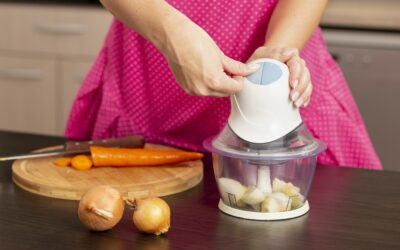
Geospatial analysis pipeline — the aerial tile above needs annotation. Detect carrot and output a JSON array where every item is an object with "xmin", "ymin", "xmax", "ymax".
[
  {"xmin": 54, "ymin": 157, "xmax": 72, "ymax": 167},
  {"xmin": 71, "ymin": 155, "xmax": 93, "ymax": 170},
  {"xmin": 90, "ymin": 146, "xmax": 204, "ymax": 167}
]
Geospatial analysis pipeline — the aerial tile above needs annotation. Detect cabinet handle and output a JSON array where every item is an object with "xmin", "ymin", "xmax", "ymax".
[
  {"xmin": 35, "ymin": 23, "xmax": 86, "ymax": 36},
  {"xmin": 0, "ymin": 68, "xmax": 43, "ymax": 80}
]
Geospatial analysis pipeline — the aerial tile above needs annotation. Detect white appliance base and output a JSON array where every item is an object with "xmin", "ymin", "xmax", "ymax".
[{"xmin": 218, "ymin": 199, "xmax": 309, "ymax": 220}]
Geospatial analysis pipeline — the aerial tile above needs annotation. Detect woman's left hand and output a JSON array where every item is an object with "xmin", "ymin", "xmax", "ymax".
[{"xmin": 248, "ymin": 47, "xmax": 312, "ymax": 107}]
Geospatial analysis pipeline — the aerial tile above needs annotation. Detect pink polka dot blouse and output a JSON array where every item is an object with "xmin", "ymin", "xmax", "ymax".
[{"xmin": 65, "ymin": 0, "xmax": 382, "ymax": 169}]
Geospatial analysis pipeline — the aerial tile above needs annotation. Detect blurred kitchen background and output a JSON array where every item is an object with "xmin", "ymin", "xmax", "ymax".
[{"xmin": 0, "ymin": 0, "xmax": 399, "ymax": 171}]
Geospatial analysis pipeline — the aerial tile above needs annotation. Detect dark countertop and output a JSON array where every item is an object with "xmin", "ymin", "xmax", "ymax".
[{"xmin": 1, "ymin": 130, "xmax": 400, "ymax": 250}]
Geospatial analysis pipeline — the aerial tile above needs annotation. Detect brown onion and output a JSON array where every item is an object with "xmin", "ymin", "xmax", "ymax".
[
  {"xmin": 78, "ymin": 185, "xmax": 125, "ymax": 231},
  {"xmin": 132, "ymin": 197, "xmax": 170, "ymax": 235}
]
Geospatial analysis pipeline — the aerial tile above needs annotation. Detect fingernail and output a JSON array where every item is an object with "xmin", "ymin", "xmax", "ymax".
[
  {"xmin": 291, "ymin": 91, "xmax": 299, "ymax": 101},
  {"xmin": 295, "ymin": 98, "xmax": 303, "ymax": 107},
  {"xmin": 292, "ymin": 79, "xmax": 299, "ymax": 89},
  {"xmin": 249, "ymin": 63, "xmax": 260, "ymax": 71}
]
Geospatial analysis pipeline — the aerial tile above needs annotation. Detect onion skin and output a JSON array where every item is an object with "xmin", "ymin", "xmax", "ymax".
[
  {"xmin": 133, "ymin": 197, "xmax": 170, "ymax": 235},
  {"xmin": 78, "ymin": 185, "xmax": 125, "ymax": 231}
]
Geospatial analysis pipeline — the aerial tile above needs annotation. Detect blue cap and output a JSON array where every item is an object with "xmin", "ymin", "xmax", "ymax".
[{"xmin": 246, "ymin": 62, "xmax": 282, "ymax": 85}]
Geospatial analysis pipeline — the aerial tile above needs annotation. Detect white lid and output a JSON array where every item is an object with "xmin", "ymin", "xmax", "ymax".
[{"xmin": 228, "ymin": 59, "xmax": 302, "ymax": 143}]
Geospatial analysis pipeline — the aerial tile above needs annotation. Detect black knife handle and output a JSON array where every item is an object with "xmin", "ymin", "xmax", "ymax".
[{"xmin": 65, "ymin": 135, "xmax": 145, "ymax": 152}]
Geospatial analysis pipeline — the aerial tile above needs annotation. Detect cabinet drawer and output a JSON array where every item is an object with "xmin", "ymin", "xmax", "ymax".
[
  {"xmin": 58, "ymin": 60, "xmax": 93, "ymax": 134},
  {"xmin": 4, "ymin": 4, "xmax": 112, "ymax": 57},
  {"xmin": 0, "ymin": 55, "xmax": 57, "ymax": 135}
]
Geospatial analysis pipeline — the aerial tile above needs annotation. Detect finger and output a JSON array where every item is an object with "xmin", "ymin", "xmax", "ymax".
[
  {"xmin": 222, "ymin": 56, "xmax": 260, "ymax": 76},
  {"xmin": 290, "ymin": 64, "xmax": 310, "ymax": 103},
  {"xmin": 185, "ymin": 85, "xmax": 227, "ymax": 97},
  {"xmin": 295, "ymin": 66, "xmax": 310, "ymax": 95},
  {"xmin": 303, "ymin": 85, "xmax": 313, "ymax": 107},
  {"xmin": 208, "ymin": 73, "xmax": 244, "ymax": 95},
  {"xmin": 207, "ymin": 91, "xmax": 231, "ymax": 97},
  {"xmin": 295, "ymin": 83, "xmax": 312, "ymax": 108},
  {"xmin": 274, "ymin": 48, "xmax": 300, "ymax": 63},
  {"xmin": 292, "ymin": 68, "xmax": 310, "ymax": 103},
  {"xmin": 287, "ymin": 58, "xmax": 302, "ymax": 96}
]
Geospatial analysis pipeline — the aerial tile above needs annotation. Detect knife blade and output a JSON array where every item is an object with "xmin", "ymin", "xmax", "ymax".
[{"xmin": 0, "ymin": 135, "xmax": 145, "ymax": 161}]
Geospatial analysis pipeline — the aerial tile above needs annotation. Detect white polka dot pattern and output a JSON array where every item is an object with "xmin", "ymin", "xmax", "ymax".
[{"xmin": 65, "ymin": 0, "xmax": 382, "ymax": 169}]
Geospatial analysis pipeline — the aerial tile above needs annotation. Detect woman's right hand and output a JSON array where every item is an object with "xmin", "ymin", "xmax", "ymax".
[
  {"xmin": 100, "ymin": 0, "xmax": 256, "ymax": 97},
  {"xmin": 159, "ymin": 20, "xmax": 259, "ymax": 97}
]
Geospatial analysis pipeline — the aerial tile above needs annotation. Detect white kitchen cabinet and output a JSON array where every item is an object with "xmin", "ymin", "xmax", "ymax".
[
  {"xmin": 0, "ymin": 6, "xmax": 10, "ymax": 50},
  {"xmin": 321, "ymin": 0, "xmax": 400, "ymax": 30},
  {"xmin": 7, "ymin": 4, "xmax": 112, "ymax": 57},
  {"xmin": 323, "ymin": 29, "xmax": 400, "ymax": 171},
  {"xmin": 58, "ymin": 60, "xmax": 93, "ymax": 134},
  {"xmin": 0, "ymin": 55, "xmax": 57, "ymax": 134},
  {"xmin": 0, "ymin": 3, "xmax": 112, "ymax": 135}
]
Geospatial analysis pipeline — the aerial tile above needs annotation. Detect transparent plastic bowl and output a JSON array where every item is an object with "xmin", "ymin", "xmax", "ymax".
[
  {"xmin": 210, "ymin": 152, "xmax": 316, "ymax": 213},
  {"xmin": 203, "ymin": 124, "xmax": 326, "ymax": 217}
]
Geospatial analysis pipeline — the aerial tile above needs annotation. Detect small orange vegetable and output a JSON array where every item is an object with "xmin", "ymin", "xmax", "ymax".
[
  {"xmin": 90, "ymin": 146, "xmax": 204, "ymax": 167},
  {"xmin": 54, "ymin": 157, "xmax": 72, "ymax": 167},
  {"xmin": 71, "ymin": 155, "xmax": 93, "ymax": 170}
]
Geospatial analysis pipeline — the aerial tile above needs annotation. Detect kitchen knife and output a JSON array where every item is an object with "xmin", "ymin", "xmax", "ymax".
[{"xmin": 0, "ymin": 135, "xmax": 145, "ymax": 161}]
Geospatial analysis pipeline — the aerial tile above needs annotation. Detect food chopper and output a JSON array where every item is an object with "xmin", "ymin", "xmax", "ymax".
[{"xmin": 204, "ymin": 58, "xmax": 326, "ymax": 220}]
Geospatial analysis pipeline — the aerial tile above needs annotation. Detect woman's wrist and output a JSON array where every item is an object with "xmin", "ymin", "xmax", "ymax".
[{"xmin": 152, "ymin": 10, "xmax": 192, "ymax": 53}]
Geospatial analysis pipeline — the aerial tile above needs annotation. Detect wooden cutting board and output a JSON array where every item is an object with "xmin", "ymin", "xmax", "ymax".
[{"xmin": 12, "ymin": 143, "xmax": 203, "ymax": 200}]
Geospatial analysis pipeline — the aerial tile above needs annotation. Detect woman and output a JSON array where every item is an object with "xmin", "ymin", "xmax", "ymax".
[{"xmin": 66, "ymin": 0, "xmax": 381, "ymax": 169}]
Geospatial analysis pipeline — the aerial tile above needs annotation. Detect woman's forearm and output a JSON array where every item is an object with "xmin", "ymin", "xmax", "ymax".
[
  {"xmin": 265, "ymin": 0, "xmax": 328, "ymax": 50},
  {"xmin": 99, "ymin": 0, "xmax": 188, "ymax": 50}
]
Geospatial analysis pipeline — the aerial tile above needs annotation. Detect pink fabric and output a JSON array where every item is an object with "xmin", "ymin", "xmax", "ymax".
[{"xmin": 65, "ymin": 0, "xmax": 382, "ymax": 170}]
